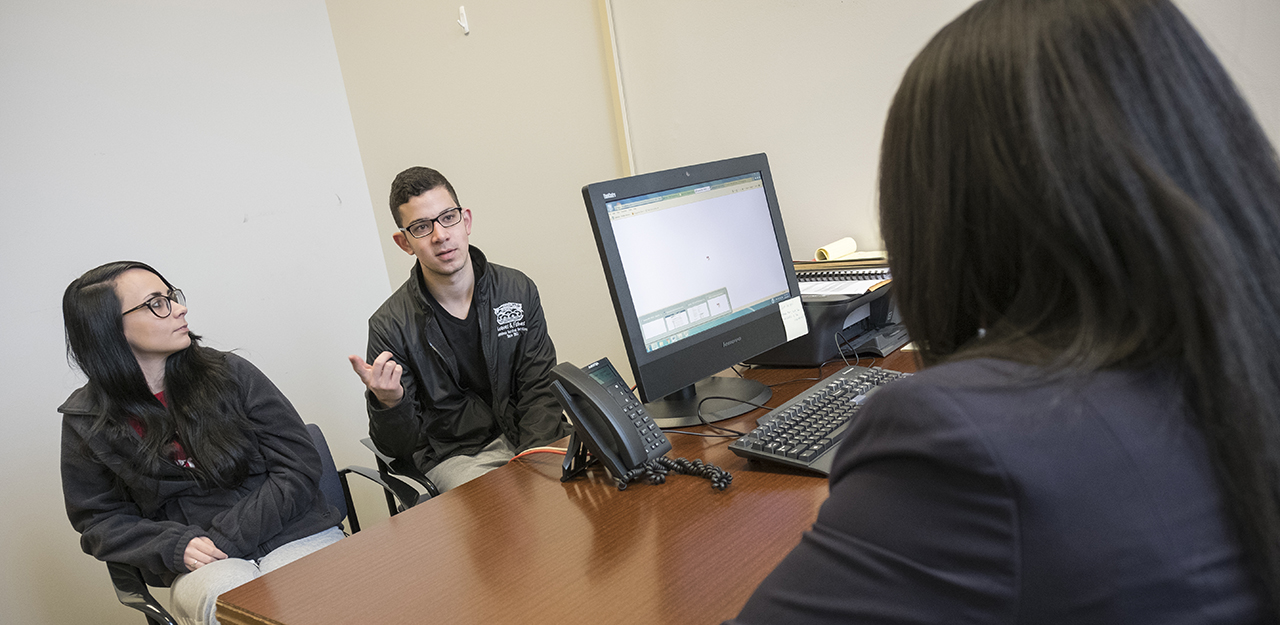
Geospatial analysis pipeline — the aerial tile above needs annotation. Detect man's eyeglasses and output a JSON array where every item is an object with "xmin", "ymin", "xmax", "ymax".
[
  {"xmin": 122, "ymin": 289, "xmax": 186, "ymax": 319},
  {"xmin": 399, "ymin": 207, "xmax": 464, "ymax": 239}
]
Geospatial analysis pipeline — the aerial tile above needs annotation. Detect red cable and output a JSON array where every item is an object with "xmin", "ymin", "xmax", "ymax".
[{"xmin": 509, "ymin": 447, "xmax": 567, "ymax": 462}]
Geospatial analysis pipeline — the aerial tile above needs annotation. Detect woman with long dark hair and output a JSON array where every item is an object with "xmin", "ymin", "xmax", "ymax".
[
  {"xmin": 728, "ymin": 0, "xmax": 1278, "ymax": 622},
  {"xmin": 59, "ymin": 261, "xmax": 342, "ymax": 624}
]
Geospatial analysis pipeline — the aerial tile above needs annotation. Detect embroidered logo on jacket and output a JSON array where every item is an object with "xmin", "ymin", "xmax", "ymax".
[{"xmin": 494, "ymin": 302, "xmax": 527, "ymax": 339}]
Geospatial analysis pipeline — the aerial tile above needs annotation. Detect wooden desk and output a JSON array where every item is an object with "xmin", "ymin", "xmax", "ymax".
[{"xmin": 218, "ymin": 351, "xmax": 919, "ymax": 625}]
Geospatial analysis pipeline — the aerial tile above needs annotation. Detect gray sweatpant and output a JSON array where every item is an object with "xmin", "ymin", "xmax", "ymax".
[{"xmin": 169, "ymin": 525, "xmax": 344, "ymax": 625}]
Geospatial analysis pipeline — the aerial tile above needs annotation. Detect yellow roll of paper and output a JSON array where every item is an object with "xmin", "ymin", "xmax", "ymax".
[{"xmin": 815, "ymin": 237, "xmax": 859, "ymax": 261}]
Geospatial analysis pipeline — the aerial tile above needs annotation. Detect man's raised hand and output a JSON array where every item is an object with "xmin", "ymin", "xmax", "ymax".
[{"xmin": 348, "ymin": 351, "xmax": 405, "ymax": 408}]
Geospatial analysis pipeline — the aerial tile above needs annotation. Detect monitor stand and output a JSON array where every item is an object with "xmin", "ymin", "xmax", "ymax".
[{"xmin": 645, "ymin": 377, "xmax": 772, "ymax": 428}]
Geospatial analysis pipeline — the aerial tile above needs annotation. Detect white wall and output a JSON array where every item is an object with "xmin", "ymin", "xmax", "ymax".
[{"xmin": 0, "ymin": 1, "xmax": 390, "ymax": 623}]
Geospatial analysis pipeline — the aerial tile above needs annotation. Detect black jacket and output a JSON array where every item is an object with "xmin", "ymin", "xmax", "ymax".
[
  {"xmin": 365, "ymin": 246, "xmax": 570, "ymax": 472},
  {"xmin": 59, "ymin": 351, "xmax": 340, "ymax": 587},
  {"xmin": 728, "ymin": 359, "xmax": 1262, "ymax": 624}
]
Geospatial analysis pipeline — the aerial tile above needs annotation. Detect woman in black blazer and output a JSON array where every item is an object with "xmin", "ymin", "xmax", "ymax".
[{"xmin": 729, "ymin": 0, "xmax": 1280, "ymax": 622}]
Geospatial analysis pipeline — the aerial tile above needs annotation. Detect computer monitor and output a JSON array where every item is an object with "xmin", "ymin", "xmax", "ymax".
[{"xmin": 581, "ymin": 153, "xmax": 804, "ymax": 427}]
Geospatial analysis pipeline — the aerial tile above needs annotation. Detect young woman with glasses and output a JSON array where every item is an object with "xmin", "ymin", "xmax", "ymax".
[{"xmin": 59, "ymin": 261, "xmax": 343, "ymax": 625}]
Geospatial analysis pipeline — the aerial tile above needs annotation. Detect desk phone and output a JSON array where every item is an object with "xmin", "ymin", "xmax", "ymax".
[{"xmin": 550, "ymin": 357, "xmax": 672, "ymax": 482}]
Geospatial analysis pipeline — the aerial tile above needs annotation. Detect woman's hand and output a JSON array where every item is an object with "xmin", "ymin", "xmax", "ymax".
[{"xmin": 184, "ymin": 536, "xmax": 228, "ymax": 571}]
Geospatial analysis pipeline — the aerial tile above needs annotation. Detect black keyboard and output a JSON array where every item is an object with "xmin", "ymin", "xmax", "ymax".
[{"xmin": 729, "ymin": 366, "xmax": 911, "ymax": 475}]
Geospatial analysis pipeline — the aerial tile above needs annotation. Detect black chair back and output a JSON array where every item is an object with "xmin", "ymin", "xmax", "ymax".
[{"xmin": 306, "ymin": 423, "xmax": 349, "ymax": 523}]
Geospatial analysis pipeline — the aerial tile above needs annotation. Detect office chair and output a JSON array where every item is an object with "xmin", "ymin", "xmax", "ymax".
[
  {"xmin": 360, "ymin": 437, "xmax": 440, "ymax": 515},
  {"xmin": 106, "ymin": 423, "xmax": 419, "ymax": 624},
  {"xmin": 312, "ymin": 425, "xmax": 421, "ymax": 533}
]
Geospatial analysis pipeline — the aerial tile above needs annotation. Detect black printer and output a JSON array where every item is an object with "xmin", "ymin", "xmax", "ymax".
[{"xmin": 746, "ymin": 286, "xmax": 909, "ymax": 367}]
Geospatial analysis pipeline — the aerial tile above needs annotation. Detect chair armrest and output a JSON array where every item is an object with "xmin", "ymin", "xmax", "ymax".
[
  {"xmin": 359, "ymin": 436, "xmax": 396, "ymax": 465},
  {"xmin": 359, "ymin": 437, "xmax": 441, "ymax": 498},
  {"xmin": 339, "ymin": 465, "xmax": 422, "ymax": 512},
  {"xmin": 106, "ymin": 561, "xmax": 177, "ymax": 625}
]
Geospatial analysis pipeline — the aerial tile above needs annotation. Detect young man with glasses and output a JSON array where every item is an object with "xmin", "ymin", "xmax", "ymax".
[{"xmin": 348, "ymin": 166, "xmax": 569, "ymax": 491}]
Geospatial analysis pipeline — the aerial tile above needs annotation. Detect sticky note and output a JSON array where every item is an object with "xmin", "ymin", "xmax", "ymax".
[{"xmin": 779, "ymin": 297, "xmax": 808, "ymax": 343}]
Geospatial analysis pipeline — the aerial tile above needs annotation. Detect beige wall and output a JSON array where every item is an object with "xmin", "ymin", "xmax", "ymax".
[
  {"xmin": 329, "ymin": 0, "xmax": 1280, "ymax": 382},
  {"xmin": 326, "ymin": 0, "xmax": 634, "ymax": 372},
  {"xmin": 609, "ymin": 0, "xmax": 972, "ymax": 258},
  {"xmin": 609, "ymin": 0, "xmax": 1280, "ymax": 260}
]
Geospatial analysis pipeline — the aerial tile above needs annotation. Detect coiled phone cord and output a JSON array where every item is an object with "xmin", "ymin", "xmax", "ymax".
[{"xmin": 616, "ymin": 457, "xmax": 733, "ymax": 491}]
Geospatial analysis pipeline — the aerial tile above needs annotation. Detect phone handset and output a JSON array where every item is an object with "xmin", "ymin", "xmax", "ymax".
[{"xmin": 550, "ymin": 358, "xmax": 672, "ymax": 482}]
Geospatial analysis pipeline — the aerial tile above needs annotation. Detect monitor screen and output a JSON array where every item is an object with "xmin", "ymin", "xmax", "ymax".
[{"xmin": 582, "ymin": 153, "xmax": 803, "ymax": 427}]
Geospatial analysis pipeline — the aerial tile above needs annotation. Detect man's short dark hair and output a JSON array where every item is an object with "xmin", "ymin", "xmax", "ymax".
[{"xmin": 388, "ymin": 167, "xmax": 460, "ymax": 227}]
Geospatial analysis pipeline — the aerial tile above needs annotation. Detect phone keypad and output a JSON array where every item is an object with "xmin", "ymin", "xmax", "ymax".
[{"xmin": 605, "ymin": 382, "xmax": 666, "ymax": 453}]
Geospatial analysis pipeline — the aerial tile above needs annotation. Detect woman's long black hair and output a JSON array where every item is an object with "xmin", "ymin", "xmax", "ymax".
[
  {"xmin": 880, "ymin": 0, "xmax": 1280, "ymax": 614},
  {"xmin": 63, "ymin": 261, "xmax": 254, "ymax": 488}
]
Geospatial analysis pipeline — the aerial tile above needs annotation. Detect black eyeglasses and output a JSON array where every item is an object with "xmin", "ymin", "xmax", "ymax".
[
  {"xmin": 399, "ymin": 207, "xmax": 464, "ymax": 239},
  {"xmin": 122, "ymin": 289, "xmax": 186, "ymax": 319}
]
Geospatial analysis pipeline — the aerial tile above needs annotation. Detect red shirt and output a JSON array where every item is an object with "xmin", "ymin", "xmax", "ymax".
[{"xmin": 127, "ymin": 391, "xmax": 194, "ymax": 468}]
